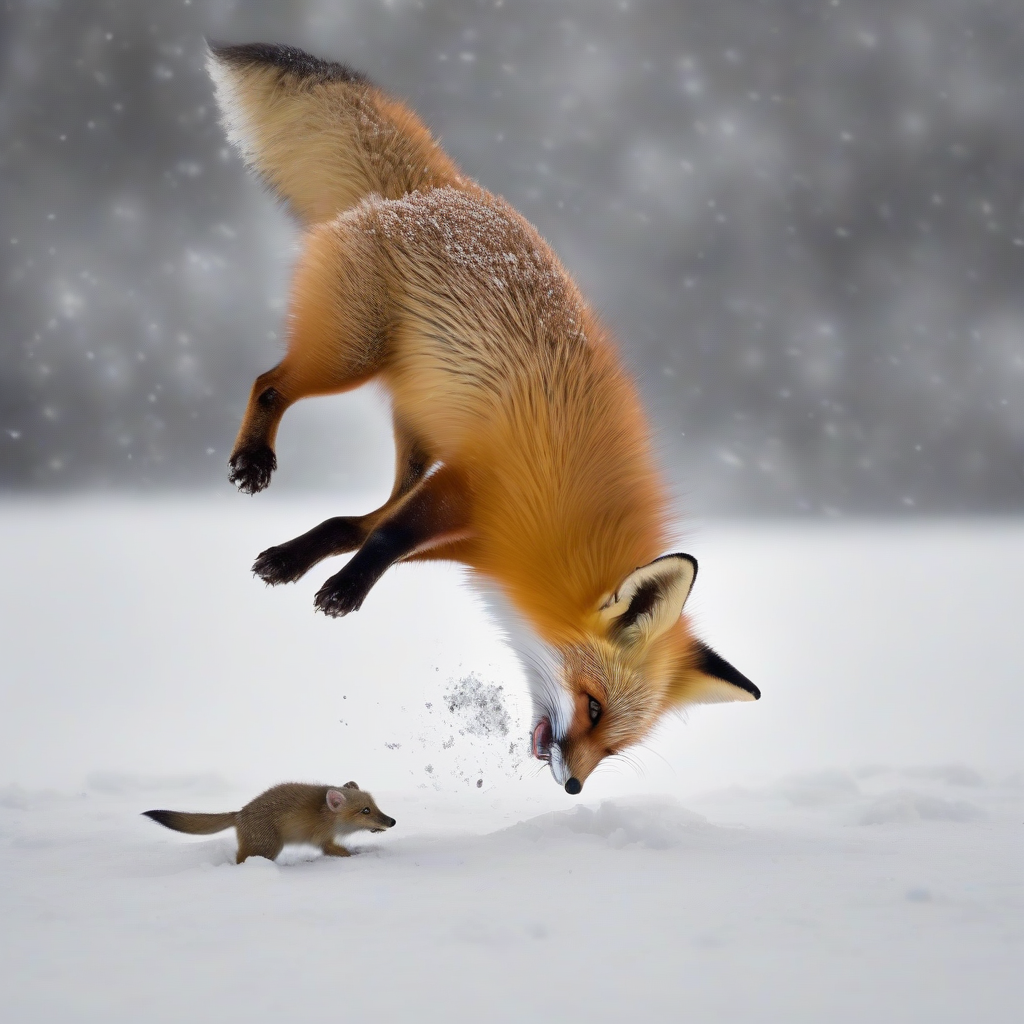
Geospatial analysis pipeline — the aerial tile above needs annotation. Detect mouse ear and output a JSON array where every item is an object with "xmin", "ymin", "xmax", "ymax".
[
  {"xmin": 342, "ymin": 780, "xmax": 359, "ymax": 790},
  {"xmin": 326, "ymin": 788, "xmax": 349, "ymax": 812}
]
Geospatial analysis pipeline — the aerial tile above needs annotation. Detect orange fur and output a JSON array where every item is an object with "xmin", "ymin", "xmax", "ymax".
[{"xmin": 208, "ymin": 43, "xmax": 758, "ymax": 793}]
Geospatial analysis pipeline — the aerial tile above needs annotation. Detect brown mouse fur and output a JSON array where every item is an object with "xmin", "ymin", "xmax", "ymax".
[{"xmin": 144, "ymin": 781, "xmax": 396, "ymax": 863}]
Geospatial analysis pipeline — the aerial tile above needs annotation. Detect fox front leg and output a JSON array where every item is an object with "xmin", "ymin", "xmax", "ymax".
[
  {"xmin": 314, "ymin": 466, "xmax": 470, "ymax": 618},
  {"xmin": 253, "ymin": 515, "xmax": 373, "ymax": 585},
  {"xmin": 252, "ymin": 423, "xmax": 434, "ymax": 584}
]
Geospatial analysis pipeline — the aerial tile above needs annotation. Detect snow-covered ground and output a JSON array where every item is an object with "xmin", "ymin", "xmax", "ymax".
[{"xmin": 1, "ymin": 498, "xmax": 1020, "ymax": 1022}]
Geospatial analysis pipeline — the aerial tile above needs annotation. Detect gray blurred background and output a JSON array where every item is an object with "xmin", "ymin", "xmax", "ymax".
[{"xmin": 1, "ymin": 0, "xmax": 1021, "ymax": 514}]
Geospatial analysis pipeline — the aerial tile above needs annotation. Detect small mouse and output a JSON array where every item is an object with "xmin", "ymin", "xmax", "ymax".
[{"xmin": 144, "ymin": 781, "xmax": 396, "ymax": 863}]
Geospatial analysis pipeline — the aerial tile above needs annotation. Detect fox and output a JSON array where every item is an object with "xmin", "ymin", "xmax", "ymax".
[
  {"xmin": 143, "ymin": 781, "xmax": 396, "ymax": 863},
  {"xmin": 207, "ymin": 42, "xmax": 759, "ymax": 796}
]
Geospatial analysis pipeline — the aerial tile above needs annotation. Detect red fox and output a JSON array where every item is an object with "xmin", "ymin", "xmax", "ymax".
[
  {"xmin": 144, "ymin": 781, "xmax": 396, "ymax": 863},
  {"xmin": 207, "ymin": 42, "xmax": 759, "ymax": 795}
]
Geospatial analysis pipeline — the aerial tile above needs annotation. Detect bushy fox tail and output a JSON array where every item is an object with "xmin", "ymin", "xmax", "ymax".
[
  {"xmin": 206, "ymin": 41, "xmax": 465, "ymax": 225},
  {"xmin": 143, "ymin": 809, "xmax": 237, "ymax": 835}
]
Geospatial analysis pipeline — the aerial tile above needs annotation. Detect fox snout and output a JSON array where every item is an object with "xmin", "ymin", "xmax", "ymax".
[
  {"xmin": 532, "ymin": 718, "xmax": 589, "ymax": 795},
  {"xmin": 370, "ymin": 815, "xmax": 397, "ymax": 833},
  {"xmin": 548, "ymin": 739, "xmax": 596, "ymax": 796}
]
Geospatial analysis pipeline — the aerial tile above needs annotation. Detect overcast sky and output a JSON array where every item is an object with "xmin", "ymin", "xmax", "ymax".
[{"xmin": 1, "ymin": 0, "xmax": 1021, "ymax": 513}]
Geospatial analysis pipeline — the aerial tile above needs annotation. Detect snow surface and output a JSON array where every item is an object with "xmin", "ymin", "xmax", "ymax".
[{"xmin": 1, "ymin": 498, "xmax": 1021, "ymax": 1022}]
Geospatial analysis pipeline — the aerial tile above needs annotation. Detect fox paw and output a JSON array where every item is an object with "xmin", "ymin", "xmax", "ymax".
[
  {"xmin": 228, "ymin": 444, "xmax": 276, "ymax": 495},
  {"xmin": 314, "ymin": 574, "xmax": 368, "ymax": 618},
  {"xmin": 252, "ymin": 544, "xmax": 309, "ymax": 585}
]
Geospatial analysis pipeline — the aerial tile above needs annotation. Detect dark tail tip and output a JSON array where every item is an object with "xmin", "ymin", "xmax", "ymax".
[
  {"xmin": 143, "ymin": 809, "xmax": 174, "ymax": 829},
  {"xmin": 206, "ymin": 41, "xmax": 368, "ymax": 86}
]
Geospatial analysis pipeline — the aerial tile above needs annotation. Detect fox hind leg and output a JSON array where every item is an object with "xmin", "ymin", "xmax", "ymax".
[
  {"xmin": 228, "ymin": 221, "xmax": 390, "ymax": 494},
  {"xmin": 228, "ymin": 365, "xmax": 289, "ymax": 494}
]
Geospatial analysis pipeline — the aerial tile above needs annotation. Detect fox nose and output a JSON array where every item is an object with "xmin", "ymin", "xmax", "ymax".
[
  {"xmin": 565, "ymin": 777, "xmax": 582, "ymax": 795},
  {"xmin": 386, "ymin": 817, "xmax": 396, "ymax": 827}
]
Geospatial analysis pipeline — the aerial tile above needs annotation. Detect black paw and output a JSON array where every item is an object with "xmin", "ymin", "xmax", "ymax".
[
  {"xmin": 252, "ymin": 544, "xmax": 310, "ymax": 585},
  {"xmin": 314, "ymin": 573, "xmax": 368, "ymax": 618},
  {"xmin": 228, "ymin": 444, "xmax": 277, "ymax": 494}
]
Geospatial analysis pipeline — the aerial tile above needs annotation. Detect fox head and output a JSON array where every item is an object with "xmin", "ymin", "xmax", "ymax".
[
  {"xmin": 505, "ymin": 554, "xmax": 758, "ymax": 794},
  {"xmin": 325, "ymin": 782, "xmax": 397, "ymax": 833}
]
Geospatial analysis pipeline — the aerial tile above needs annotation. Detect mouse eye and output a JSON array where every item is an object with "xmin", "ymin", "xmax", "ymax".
[
  {"xmin": 588, "ymin": 696, "xmax": 602, "ymax": 726},
  {"xmin": 361, "ymin": 807, "xmax": 370, "ymax": 814}
]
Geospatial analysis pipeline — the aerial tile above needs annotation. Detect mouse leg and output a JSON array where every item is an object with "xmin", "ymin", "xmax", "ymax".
[
  {"xmin": 321, "ymin": 841, "xmax": 352, "ymax": 857},
  {"xmin": 235, "ymin": 835, "xmax": 283, "ymax": 864}
]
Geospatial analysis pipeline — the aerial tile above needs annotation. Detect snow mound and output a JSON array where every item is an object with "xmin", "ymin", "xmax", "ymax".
[
  {"xmin": 773, "ymin": 769, "xmax": 862, "ymax": 806},
  {"xmin": 860, "ymin": 789, "xmax": 986, "ymax": 824},
  {"xmin": 500, "ymin": 798, "xmax": 708, "ymax": 849},
  {"xmin": 900, "ymin": 764, "xmax": 985, "ymax": 787},
  {"xmin": 0, "ymin": 785, "xmax": 37, "ymax": 810}
]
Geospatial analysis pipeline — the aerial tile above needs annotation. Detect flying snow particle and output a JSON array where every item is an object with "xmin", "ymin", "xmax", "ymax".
[{"xmin": 444, "ymin": 674, "xmax": 511, "ymax": 738}]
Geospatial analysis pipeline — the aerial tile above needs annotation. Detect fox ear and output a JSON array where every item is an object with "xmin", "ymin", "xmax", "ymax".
[
  {"xmin": 671, "ymin": 640, "xmax": 760, "ymax": 706},
  {"xmin": 342, "ymin": 780, "xmax": 359, "ymax": 790},
  {"xmin": 326, "ymin": 788, "xmax": 350, "ymax": 812},
  {"xmin": 600, "ymin": 554, "xmax": 698, "ymax": 647}
]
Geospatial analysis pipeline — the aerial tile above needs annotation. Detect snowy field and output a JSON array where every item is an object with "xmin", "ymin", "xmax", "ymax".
[{"xmin": 1, "ymin": 497, "xmax": 1021, "ymax": 1022}]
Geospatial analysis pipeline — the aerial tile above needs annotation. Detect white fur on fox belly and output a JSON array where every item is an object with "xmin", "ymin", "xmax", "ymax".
[{"xmin": 478, "ymin": 582, "xmax": 574, "ymax": 785}]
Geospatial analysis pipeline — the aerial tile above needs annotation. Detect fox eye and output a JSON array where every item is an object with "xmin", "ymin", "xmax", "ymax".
[
  {"xmin": 588, "ymin": 696, "xmax": 602, "ymax": 726},
  {"xmin": 361, "ymin": 807, "xmax": 370, "ymax": 814}
]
